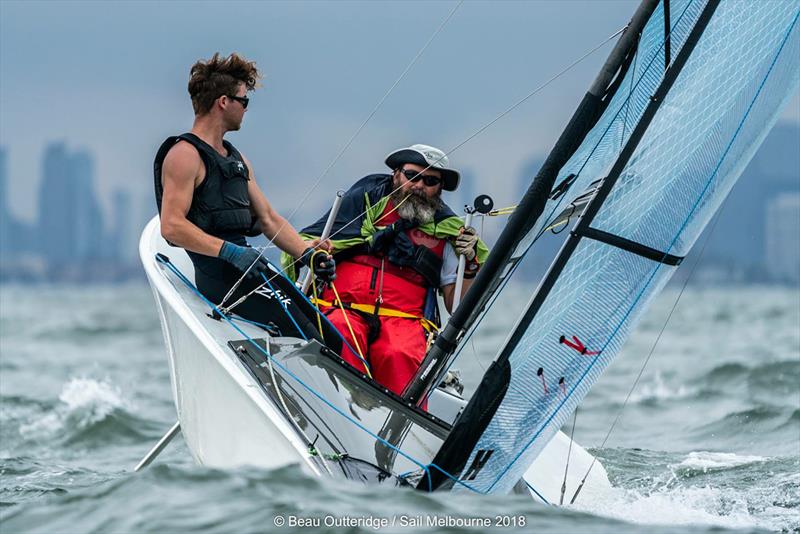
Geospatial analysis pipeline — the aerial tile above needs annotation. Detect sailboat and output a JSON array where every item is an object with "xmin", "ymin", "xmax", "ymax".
[{"xmin": 140, "ymin": 0, "xmax": 800, "ymax": 503}]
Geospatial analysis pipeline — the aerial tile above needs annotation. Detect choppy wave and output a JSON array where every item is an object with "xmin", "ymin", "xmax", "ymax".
[
  {"xmin": 574, "ymin": 448, "xmax": 800, "ymax": 532},
  {"xmin": 629, "ymin": 372, "xmax": 693, "ymax": 403},
  {"xmin": 11, "ymin": 378, "xmax": 153, "ymax": 448},
  {"xmin": 1, "ymin": 285, "xmax": 797, "ymax": 533},
  {"xmin": 672, "ymin": 451, "xmax": 767, "ymax": 473}
]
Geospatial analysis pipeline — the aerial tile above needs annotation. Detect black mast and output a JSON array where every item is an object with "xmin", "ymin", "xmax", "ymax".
[
  {"xmin": 418, "ymin": 0, "xmax": 721, "ymax": 492},
  {"xmin": 403, "ymin": 0, "xmax": 660, "ymax": 406}
]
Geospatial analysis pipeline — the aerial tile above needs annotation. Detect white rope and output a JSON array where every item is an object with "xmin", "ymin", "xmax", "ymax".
[
  {"xmin": 222, "ymin": 22, "xmax": 627, "ymax": 313},
  {"xmin": 218, "ymin": 0, "xmax": 464, "ymax": 309},
  {"xmin": 441, "ymin": 24, "xmax": 626, "ymax": 159}
]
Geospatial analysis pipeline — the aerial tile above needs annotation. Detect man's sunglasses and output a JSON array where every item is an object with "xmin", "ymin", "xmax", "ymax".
[
  {"xmin": 400, "ymin": 168, "xmax": 442, "ymax": 187},
  {"xmin": 227, "ymin": 95, "xmax": 249, "ymax": 109}
]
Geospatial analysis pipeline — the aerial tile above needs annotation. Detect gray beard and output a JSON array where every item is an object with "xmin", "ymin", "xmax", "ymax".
[{"xmin": 391, "ymin": 188, "xmax": 440, "ymax": 225}]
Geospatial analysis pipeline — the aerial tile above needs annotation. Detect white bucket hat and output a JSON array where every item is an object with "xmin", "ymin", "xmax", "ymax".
[{"xmin": 384, "ymin": 144, "xmax": 460, "ymax": 191}]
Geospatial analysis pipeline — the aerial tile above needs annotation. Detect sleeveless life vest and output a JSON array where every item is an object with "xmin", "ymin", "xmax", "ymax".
[{"xmin": 153, "ymin": 133, "xmax": 261, "ymax": 240}]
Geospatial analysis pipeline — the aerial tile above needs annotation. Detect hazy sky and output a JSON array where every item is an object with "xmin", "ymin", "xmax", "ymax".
[{"xmin": 2, "ymin": 0, "xmax": 798, "ymax": 227}]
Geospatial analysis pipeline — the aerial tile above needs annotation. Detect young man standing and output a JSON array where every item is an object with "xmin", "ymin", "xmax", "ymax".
[{"xmin": 154, "ymin": 52, "xmax": 335, "ymax": 336}]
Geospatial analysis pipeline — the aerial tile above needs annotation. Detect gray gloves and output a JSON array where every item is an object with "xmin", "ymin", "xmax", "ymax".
[
  {"xmin": 218, "ymin": 241, "xmax": 271, "ymax": 279},
  {"xmin": 454, "ymin": 226, "xmax": 479, "ymax": 261}
]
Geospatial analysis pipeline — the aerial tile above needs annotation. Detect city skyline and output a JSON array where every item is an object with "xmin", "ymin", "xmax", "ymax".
[
  {"xmin": 1, "ymin": 1, "xmax": 798, "ymax": 283},
  {"xmin": 2, "ymin": 1, "xmax": 798, "ymax": 222},
  {"xmin": 0, "ymin": 119, "xmax": 797, "ymax": 283}
]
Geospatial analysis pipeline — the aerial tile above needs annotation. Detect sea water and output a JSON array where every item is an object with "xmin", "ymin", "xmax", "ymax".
[{"xmin": 0, "ymin": 284, "xmax": 798, "ymax": 533}]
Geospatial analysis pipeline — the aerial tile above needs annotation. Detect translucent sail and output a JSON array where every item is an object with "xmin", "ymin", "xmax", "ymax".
[
  {"xmin": 451, "ymin": 0, "xmax": 705, "ymax": 345},
  {"xmin": 446, "ymin": 0, "xmax": 800, "ymax": 495}
]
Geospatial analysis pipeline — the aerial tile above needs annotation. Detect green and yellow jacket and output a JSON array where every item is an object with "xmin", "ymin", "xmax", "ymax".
[{"xmin": 281, "ymin": 174, "xmax": 489, "ymax": 280}]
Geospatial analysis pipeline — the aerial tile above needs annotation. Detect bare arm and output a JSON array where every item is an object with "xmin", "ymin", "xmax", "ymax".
[
  {"xmin": 441, "ymin": 278, "xmax": 474, "ymax": 314},
  {"xmin": 243, "ymin": 156, "xmax": 314, "ymax": 260},
  {"xmin": 159, "ymin": 142, "xmax": 225, "ymax": 257}
]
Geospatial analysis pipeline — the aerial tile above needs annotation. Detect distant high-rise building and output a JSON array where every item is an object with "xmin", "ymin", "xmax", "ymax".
[
  {"xmin": 0, "ymin": 147, "xmax": 9, "ymax": 253},
  {"xmin": 70, "ymin": 150, "xmax": 104, "ymax": 260},
  {"xmin": 765, "ymin": 192, "xmax": 800, "ymax": 283},
  {"xmin": 109, "ymin": 189, "xmax": 133, "ymax": 262},
  {"xmin": 517, "ymin": 156, "xmax": 545, "ymax": 201},
  {"xmin": 454, "ymin": 167, "xmax": 476, "ymax": 214},
  {"xmin": 37, "ymin": 143, "xmax": 105, "ymax": 264}
]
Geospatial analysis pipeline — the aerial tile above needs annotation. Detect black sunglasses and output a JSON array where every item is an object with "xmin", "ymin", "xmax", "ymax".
[
  {"xmin": 399, "ymin": 168, "xmax": 442, "ymax": 187},
  {"xmin": 227, "ymin": 95, "xmax": 249, "ymax": 109}
]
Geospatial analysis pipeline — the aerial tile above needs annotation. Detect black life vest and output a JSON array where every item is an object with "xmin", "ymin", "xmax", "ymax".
[{"xmin": 153, "ymin": 133, "xmax": 261, "ymax": 239}]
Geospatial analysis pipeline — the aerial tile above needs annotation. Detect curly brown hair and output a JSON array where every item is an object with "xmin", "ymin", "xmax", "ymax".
[{"xmin": 188, "ymin": 52, "xmax": 262, "ymax": 115}]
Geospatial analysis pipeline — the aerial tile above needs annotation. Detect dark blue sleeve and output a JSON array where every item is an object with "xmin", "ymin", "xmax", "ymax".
[{"xmin": 300, "ymin": 174, "xmax": 391, "ymax": 239}]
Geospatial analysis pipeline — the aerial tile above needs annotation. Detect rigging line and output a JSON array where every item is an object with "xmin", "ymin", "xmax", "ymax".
[
  {"xmin": 260, "ymin": 272, "xmax": 308, "ymax": 341},
  {"xmin": 225, "ymin": 20, "xmax": 626, "ymax": 314},
  {"xmin": 257, "ymin": 335, "xmax": 334, "ymax": 475},
  {"xmin": 158, "ymin": 255, "xmax": 494, "ymax": 495},
  {"xmin": 570, "ymin": 209, "xmax": 723, "ymax": 504},
  {"xmin": 571, "ymin": 7, "xmax": 800, "ymax": 497},
  {"xmin": 532, "ymin": 0, "xmax": 697, "ymax": 241},
  {"xmin": 217, "ymin": 1, "xmax": 464, "ymax": 309},
  {"xmin": 559, "ymin": 406, "xmax": 578, "ymax": 505},
  {"xmin": 441, "ymin": 25, "xmax": 627, "ymax": 160}
]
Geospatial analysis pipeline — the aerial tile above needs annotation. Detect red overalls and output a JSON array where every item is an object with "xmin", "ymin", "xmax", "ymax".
[{"xmin": 319, "ymin": 204, "xmax": 446, "ymax": 396}]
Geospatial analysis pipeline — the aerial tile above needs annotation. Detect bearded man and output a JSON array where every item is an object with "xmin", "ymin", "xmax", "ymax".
[{"xmin": 286, "ymin": 145, "xmax": 488, "ymax": 396}]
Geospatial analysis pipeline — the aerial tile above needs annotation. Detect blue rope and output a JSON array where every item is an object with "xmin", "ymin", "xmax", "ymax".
[
  {"xmin": 259, "ymin": 272, "xmax": 308, "ymax": 341},
  {"xmin": 155, "ymin": 255, "xmax": 488, "ymax": 495},
  {"xmin": 264, "ymin": 263, "xmax": 372, "ymax": 373},
  {"xmin": 229, "ymin": 315, "xmax": 278, "ymax": 332},
  {"xmin": 526, "ymin": 480, "xmax": 550, "ymax": 505}
]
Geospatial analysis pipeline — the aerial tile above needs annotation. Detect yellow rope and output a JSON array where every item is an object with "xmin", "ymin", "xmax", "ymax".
[
  {"xmin": 308, "ymin": 250, "xmax": 326, "ymax": 342},
  {"xmin": 330, "ymin": 283, "xmax": 372, "ymax": 378},
  {"xmin": 488, "ymin": 205, "xmax": 517, "ymax": 216}
]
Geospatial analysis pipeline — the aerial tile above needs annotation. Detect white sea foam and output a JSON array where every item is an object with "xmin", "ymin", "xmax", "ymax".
[
  {"xmin": 572, "ymin": 484, "xmax": 776, "ymax": 531},
  {"xmin": 19, "ymin": 377, "xmax": 128, "ymax": 438},
  {"xmin": 628, "ymin": 371, "xmax": 691, "ymax": 403},
  {"xmin": 674, "ymin": 451, "xmax": 767, "ymax": 472},
  {"xmin": 58, "ymin": 377, "xmax": 126, "ymax": 419}
]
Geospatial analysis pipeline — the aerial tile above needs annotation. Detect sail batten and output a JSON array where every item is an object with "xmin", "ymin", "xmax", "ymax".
[{"xmin": 423, "ymin": 0, "xmax": 800, "ymax": 495}]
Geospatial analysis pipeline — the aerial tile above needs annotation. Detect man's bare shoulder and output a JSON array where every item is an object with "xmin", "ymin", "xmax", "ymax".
[{"xmin": 162, "ymin": 140, "xmax": 203, "ymax": 180}]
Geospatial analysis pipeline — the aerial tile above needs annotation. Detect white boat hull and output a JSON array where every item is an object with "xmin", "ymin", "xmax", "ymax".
[{"xmin": 140, "ymin": 216, "xmax": 610, "ymax": 502}]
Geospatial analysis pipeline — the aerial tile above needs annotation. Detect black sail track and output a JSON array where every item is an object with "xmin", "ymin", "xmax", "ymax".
[{"xmin": 419, "ymin": 0, "xmax": 721, "ymax": 492}]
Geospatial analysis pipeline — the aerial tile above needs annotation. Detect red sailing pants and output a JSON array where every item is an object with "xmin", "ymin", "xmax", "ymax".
[
  {"xmin": 325, "ymin": 309, "xmax": 428, "ymax": 396},
  {"xmin": 320, "ymin": 258, "xmax": 430, "ymax": 397}
]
